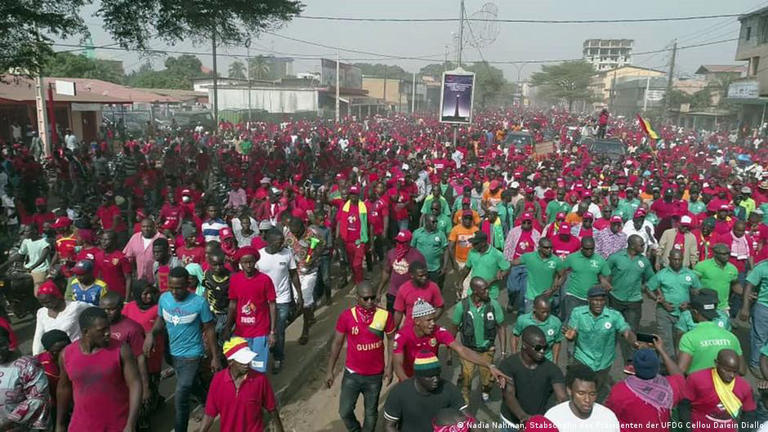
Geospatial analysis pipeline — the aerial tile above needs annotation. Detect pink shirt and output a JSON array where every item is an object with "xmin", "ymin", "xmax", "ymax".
[
  {"xmin": 604, "ymin": 375, "xmax": 686, "ymax": 432},
  {"xmin": 122, "ymin": 232, "xmax": 165, "ymax": 283}
]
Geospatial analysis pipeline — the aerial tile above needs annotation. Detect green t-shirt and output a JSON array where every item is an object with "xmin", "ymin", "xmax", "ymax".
[
  {"xmin": 465, "ymin": 246, "xmax": 511, "ymax": 299},
  {"xmin": 760, "ymin": 342, "xmax": 768, "ymax": 358},
  {"xmin": 452, "ymin": 299, "xmax": 504, "ymax": 350},
  {"xmin": 513, "ymin": 312, "xmax": 563, "ymax": 361},
  {"xmin": 568, "ymin": 305, "xmax": 629, "ymax": 371},
  {"xmin": 520, "ymin": 252, "xmax": 563, "ymax": 300},
  {"xmin": 675, "ymin": 310, "xmax": 731, "ymax": 333},
  {"xmin": 564, "ymin": 252, "xmax": 610, "ymax": 300},
  {"xmin": 647, "ymin": 267, "xmax": 701, "ymax": 316},
  {"xmin": 678, "ymin": 321, "xmax": 742, "ymax": 373},
  {"xmin": 497, "ymin": 202, "xmax": 515, "ymax": 231},
  {"xmin": 545, "ymin": 200, "xmax": 571, "ymax": 224},
  {"xmin": 693, "ymin": 259, "xmax": 739, "ymax": 310},
  {"xmin": 746, "ymin": 261, "xmax": 768, "ymax": 307},
  {"xmin": 436, "ymin": 214, "xmax": 453, "ymax": 239},
  {"xmin": 617, "ymin": 198, "xmax": 641, "ymax": 221},
  {"xmin": 688, "ymin": 200, "xmax": 706, "ymax": 215},
  {"xmin": 760, "ymin": 203, "xmax": 768, "ymax": 224},
  {"xmin": 421, "ymin": 195, "xmax": 451, "ymax": 217},
  {"xmin": 606, "ymin": 249, "xmax": 654, "ymax": 302},
  {"xmin": 411, "ymin": 228, "xmax": 448, "ymax": 272}
]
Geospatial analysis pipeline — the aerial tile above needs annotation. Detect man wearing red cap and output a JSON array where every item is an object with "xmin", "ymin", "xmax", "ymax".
[
  {"xmin": 595, "ymin": 216, "xmax": 628, "ymax": 259},
  {"xmin": 378, "ymin": 230, "xmax": 426, "ymax": 312},
  {"xmin": 551, "ymin": 223, "xmax": 580, "ymax": 259},
  {"xmin": 482, "ymin": 180, "xmax": 503, "ymax": 213},
  {"xmin": 621, "ymin": 207, "xmax": 657, "ymax": 256},
  {"xmin": 337, "ymin": 186, "xmax": 370, "ymax": 284},
  {"xmin": 30, "ymin": 197, "xmax": 55, "ymax": 234},
  {"xmin": 657, "ymin": 215, "xmax": 699, "ymax": 271},
  {"xmin": 545, "ymin": 189, "xmax": 570, "ymax": 224}
]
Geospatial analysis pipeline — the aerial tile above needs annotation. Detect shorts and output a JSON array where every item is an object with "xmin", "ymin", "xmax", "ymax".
[
  {"xmin": 297, "ymin": 272, "xmax": 318, "ymax": 308},
  {"xmin": 245, "ymin": 336, "xmax": 270, "ymax": 373}
]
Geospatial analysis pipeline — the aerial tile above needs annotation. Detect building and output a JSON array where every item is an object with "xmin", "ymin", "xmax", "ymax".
[
  {"xmin": 731, "ymin": 6, "xmax": 768, "ymax": 126},
  {"xmin": 192, "ymin": 77, "xmax": 250, "ymax": 93},
  {"xmin": 583, "ymin": 39, "xmax": 634, "ymax": 72},
  {"xmin": 590, "ymin": 65, "xmax": 666, "ymax": 106},
  {"xmin": 695, "ymin": 65, "xmax": 746, "ymax": 82},
  {"xmin": 611, "ymin": 76, "xmax": 667, "ymax": 117}
]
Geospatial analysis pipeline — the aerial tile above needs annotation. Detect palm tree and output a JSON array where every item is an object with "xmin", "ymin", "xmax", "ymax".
[
  {"xmin": 248, "ymin": 56, "xmax": 271, "ymax": 80},
  {"xmin": 228, "ymin": 61, "xmax": 247, "ymax": 79}
]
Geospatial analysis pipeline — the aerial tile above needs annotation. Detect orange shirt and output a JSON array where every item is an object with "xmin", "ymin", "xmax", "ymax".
[
  {"xmin": 565, "ymin": 212, "xmax": 583, "ymax": 225},
  {"xmin": 448, "ymin": 225, "xmax": 479, "ymax": 263},
  {"xmin": 482, "ymin": 189, "xmax": 503, "ymax": 208},
  {"xmin": 453, "ymin": 210, "xmax": 480, "ymax": 226}
]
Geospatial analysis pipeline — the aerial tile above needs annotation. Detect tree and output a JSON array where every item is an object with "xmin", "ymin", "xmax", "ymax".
[
  {"xmin": 353, "ymin": 63, "xmax": 410, "ymax": 80},
  {"xmin": 248, "ymin": 56, "xmax": 271, "ymax": 80},
  {"xmin": 419, "ymin": 62, "xmax": 455, "ymax": 79},
  {"xmin": 44, "ymin": 52, "xmax": 125, "ymax": 84},
  {"xmin": 124, "ymin": 55, "xmax": 212, "ymax": 89},
  {"xmin": 229, "ymin": 61, "xmax": 247, "ymax": 79},
  {"xmin": 3, "ymin": 0, "xmax": 303, "ymax": 75},
  {"xmin": 464, "ymin": 62, "xmax": 510, "ymax": 108},
  {"xmin": 530, "ymin": 60, "xmax": 596, "ymax": 111},
  {"xmin": 662, "ymin": 89, "xmax": 692, "ymax": 110}
]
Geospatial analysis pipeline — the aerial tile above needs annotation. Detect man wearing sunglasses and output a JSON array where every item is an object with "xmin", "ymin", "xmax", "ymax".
[
  {"xmin": 327, "ymin": 282, "xmax": 396, "ymax": 432},
  {"xmin": 498, "ymin": 326, "xmax": 566, "ymax": 430}
]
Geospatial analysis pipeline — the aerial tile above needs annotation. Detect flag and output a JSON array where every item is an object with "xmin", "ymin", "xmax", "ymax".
[{"xmin": 636, "ymin": 114, "xmax": 659, "ymax": 140}]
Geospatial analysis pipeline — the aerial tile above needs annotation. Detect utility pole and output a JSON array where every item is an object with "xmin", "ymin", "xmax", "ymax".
[
  {"xmin": 665, "ymin": 40, "xmax": 677, "ymax": 112},
  {"xmin": 609, "ymin": 67, "xmax": 618, "ymax": 111},
  {"xmin": 411, "ymin": 72, "xmax": 416, "ymax": 113},
  {"xmin": 335, "ymin": 51, "xmax": 340, "ymax": 122},
  {"xmin": 383, "ymin": 66, "xmax": 388, "ymax": 111},
  {"xmin": 643, "ymin": 75, "xmax": 651, "ymax": 111},
  {"xmin": 247, "ymin": 45, "xmax": 252, "ymax": 126},
  {"xmin": 34, "ymin": 75, "xmax": 50, "ymax": 157},
  {"xmin": 457, "ymin": 0, "xmax": 465, "ymax": 67},
  {"xmin": 212, "ymin": 28, "xmax": 219, "ymax": 128}
]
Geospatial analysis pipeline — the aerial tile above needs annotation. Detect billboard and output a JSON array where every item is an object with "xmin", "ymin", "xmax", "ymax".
[
  {"xmin": 728, "ymin": 80, "xmax": 759, "ymax": 99},
  {"xmin": 439, "ymin": 70, "xmax": 475, "ymax": 124},
  {"xmin": 320, "ymin": 59, "xmax": 362, "ymax": 89}
]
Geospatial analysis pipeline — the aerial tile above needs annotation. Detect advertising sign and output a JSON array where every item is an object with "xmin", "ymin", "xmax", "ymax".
[
  {"xmin": 439, "ymin": 70, "xmax": 475, "ymax": 124},
  {"xmin": 320, "ymin": 59, "xmax": 362, "ymax": 89}
]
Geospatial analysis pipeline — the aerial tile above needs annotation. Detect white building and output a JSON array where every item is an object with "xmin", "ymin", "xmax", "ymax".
[{"xmin": 583, "ymin": 39, "xmax": 634, "ymax": 72}]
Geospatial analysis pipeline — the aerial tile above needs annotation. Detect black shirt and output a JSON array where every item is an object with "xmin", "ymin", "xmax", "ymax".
[
  {"xmin": 498, "ymin": 354, "xmax": 564, "ymax": 424},
  {"xmin": 203, "ymin": 270, "xmax": 230, "ymax": 314},
  {"xmin": 383, "ymin": 378, "xmax": 466, "ymax": 432}
]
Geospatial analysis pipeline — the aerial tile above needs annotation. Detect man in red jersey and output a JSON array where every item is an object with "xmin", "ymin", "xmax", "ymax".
[{"xmin": 95, "ymin": 230, "xmax": 133, "ymax": 299}]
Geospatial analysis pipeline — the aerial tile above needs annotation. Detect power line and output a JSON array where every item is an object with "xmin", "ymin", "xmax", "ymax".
[{"xmin": 294, "ymin": 13, "xmax": 742, "ymax": 24}]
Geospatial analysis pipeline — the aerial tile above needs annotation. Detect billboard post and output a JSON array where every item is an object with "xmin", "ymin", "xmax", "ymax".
[{"xmin": 439, "ymin": 69, "xmax": 476, "ymax": 131}]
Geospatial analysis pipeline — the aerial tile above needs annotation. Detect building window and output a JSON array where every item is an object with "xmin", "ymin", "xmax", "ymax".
[{"xmin": 747, "ymin": 26, "xmax": 752, "ymax": 41}]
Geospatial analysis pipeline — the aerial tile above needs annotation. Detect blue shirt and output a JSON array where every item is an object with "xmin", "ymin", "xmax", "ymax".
[{"xmin": 158, "ymin": 292, "xmax": 214, "ymax": 357}]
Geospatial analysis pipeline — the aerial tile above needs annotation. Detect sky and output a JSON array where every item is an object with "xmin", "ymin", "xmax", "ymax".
[{"xmin": 62, "ymin": 0, "xmax": 768, "ymax": 81}]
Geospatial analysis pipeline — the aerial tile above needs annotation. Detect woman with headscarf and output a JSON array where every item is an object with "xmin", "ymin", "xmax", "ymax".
[
  {"xmin": 0, "ymin": 327, "xmax": 51, "ymax": 430},
  {"xmin": 185, "ymin": 263, "xmax": 205, "ymax": 297},
  {"xmin": 31, "ymin": 280, "xmax": 90, "ymax": 356}
]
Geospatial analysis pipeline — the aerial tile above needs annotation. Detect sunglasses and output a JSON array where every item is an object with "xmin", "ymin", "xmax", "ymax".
[
  {"xmin": 525, "ymin": 341, "xmax": 547, "ymax": 352},
  {"xmin": 360, "ymin": 295, "xmax": 376, "ymax": 301}
]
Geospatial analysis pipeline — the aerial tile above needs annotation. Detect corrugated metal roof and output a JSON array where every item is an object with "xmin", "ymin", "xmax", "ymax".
[
  {"xmin": 695, "ymin": 65, "xmax": 747, "ymax": 74},
  {"xmin": 0, "ymin": 75, "xmax": 132, "ymax": 103}
]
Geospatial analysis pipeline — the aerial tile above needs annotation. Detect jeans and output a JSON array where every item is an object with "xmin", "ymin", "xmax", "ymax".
[
  {"xmin": 272, "ymin": 302, "xmax": 293, "ymax": 362},
  {"xmin": 608, "ymin": 295, "xmax": 642, "ymax": 365},
  {"xmin": 213, "ymin": 313, "xmax": 228, "ymax": 348},
  {"xmin": 338, "ymin": 370, "xmax": 383, "ymax": 432},
  {"xmin": 731, "ymin": 270, "xmax": 749, "ymax": 318},
  {"xmin": 314, "ymin": 255, "xmax": 331, "ymax": 302},
  {"xmin": 505, "ymin": 265, "xmax": 528, "ymax": 314},
  {"xmin": 561, "ymin": 294, "xmax": 587, "ymax": 324},
  {"xmin": 172, "ymin": 356, "xmax": 206, "ymax": 432},
  {"xmin": 751, "ymin": 303, "xmax": 768, "ymax": 367}
]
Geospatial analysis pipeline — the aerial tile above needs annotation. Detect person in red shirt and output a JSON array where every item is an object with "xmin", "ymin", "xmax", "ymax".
[
  {"xmin": 51, "ymin": 217, "xmax": 77, "ymax": 270},
  {"xmin": 176, "ymin": 224, "xmax": 205, "ymax": 265},
  {"xmin": 201, "ymin": 337, "xmax": 284, "ymax": 432},
  {"xmin": 326, "ymin": 282, "xmax": 396, "ymax": 432},
  {"xmin": 366, "ymin": 182, "xmax": 390, "ymax": 262},
  {"xmin": 224, "ymin": 247, "xmax": 276, "ymax": 373},
  {"xmin": 95, "ymin": 193, "xmax": 128, "ymax": 246},
  {"xmin": 30, "ymin": 197, "xmax": 55, "ymax": 234},
  {"xmin": 377, "ymin": 230, "xmax": 426, "ymax": 312},
  {"xmin": 551, "ymin": 223, "xmax": 581, "ymax": 258},
  {"xmin": 685, "ymin": 349, "xmax": 755, "ymax": 432},
  {"xmin": 393, "ymin": 261, "xmax": 444, "ymax": 328},
  {"xmin": 337, "ymin": 186, "xmax": 370, "ymax": 284},
  {"xmin": 158, "ymin": 191, "xmax": 184, "ymax": 234},
  {"xmin": 95, "ymin": 230, "xmax": 133, "ymax": 299}
]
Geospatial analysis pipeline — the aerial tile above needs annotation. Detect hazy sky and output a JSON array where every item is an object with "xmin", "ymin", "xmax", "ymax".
[{"xmin": 65, "ymin": 0, "xmax": 768, "ymax": 80}]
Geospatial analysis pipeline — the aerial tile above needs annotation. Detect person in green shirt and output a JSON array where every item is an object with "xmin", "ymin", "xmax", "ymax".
[
  {"xmin": 740, "ymin": 186, "xmax": 756, "ymax": 218},
  {"xmin": 450, "ymin": 277, "xmax": 506, "ymax": 403},
  {"xmin": 617, "ymin": 188, "xmax": 641, "ymax": 222},
  {"xmin": 677, "ymin": 289, "xmax": 744, "ymax": 375},
  {"xmin": 457, "ymin": 232, "xmax": 511, "ymax": 300},
  {"xmin": 688, "ymin": 184, "xmax": 706, "ymax": 215},
  {"xmin": 513, "ymin": 238, "xmax": 563, "ymax": 312},
  {"xmin": 429, "ymin": 201, "xmax": 453, "ymax": 239},
  {"xmin": 675, "ymin": 308, "xmax": 731, "ymax": 334},
  {"xmin": 738, "ymin": 259, "xmax": 768, "ymax": 370},
  {"xmin": 411, "ymin": 215, "xmax": 449, "ymax": 287},
  {"xmin": 545, "ymin": 189, "xmax": 570, "ymax": 224},
  {"xmin": 420, "ymin": 185, "xmax": 451, "ymax": 220},
  {"xmin": 512, "ymin": 295, "xmax": 563, "ymax": 362},
  {"xmin": 559, "ymin": 237, "xmax": 612, "ymax": 322},
  {"xmin": 693, "ymin": 243, "xmax": 740, "ymax": 311},
  {"xmin": 497, "ymin": 190, "xmax": 515, "ymax": 237},
  {"xmin": 646, "ymin": 249, "xmax": 702, "ymax": 357},
  {"xmin": 606, "ymin": 235, "xmax": 654, "ymax": 367},
  {"xmin": 564, "ymin": 286, "xmax": 636, "ymax": 400}
]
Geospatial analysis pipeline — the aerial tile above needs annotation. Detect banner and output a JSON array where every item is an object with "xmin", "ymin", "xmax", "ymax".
[
  {"xmin": 439, "ymin": 70, "xmax": 475, "ymax": 124},
  {"xmin": 320, "ymin": 59, "xmax": 362, "ymax": 89}
]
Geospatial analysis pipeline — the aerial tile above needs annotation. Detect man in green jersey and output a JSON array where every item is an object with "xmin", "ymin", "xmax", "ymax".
[
  {"xmin": 512, "ymin": 238, "xmax": 563, "ymax": 313},
  {"xmin": 738, "ymin": 259, "xmax": 768, "ymax": 372},
  {"xmin": 559, "ymin": 237, "xmax": 611, "ymax": 323},
  {"xmin": 512, "ymin": 295, "xmax": 563, "ymax": 362},
  {"xmin": 411, "ymin": 215, "xmax": 449, "ymax": 287},
  {"xmin": 693, "ymin": 243, "xmax": 740, "ymax": 312}
]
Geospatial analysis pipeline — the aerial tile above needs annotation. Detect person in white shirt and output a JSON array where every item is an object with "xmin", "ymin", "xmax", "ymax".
[
  {"xmin": 622, "ymin": 207, "xmax": 657, "ymax": 255},
  {"xmin": 545, "ymin": 364, "xmax": 620, "ymax": 432},
  {"xmin": 32, "ymin": 280, "xmax": 90, "ymax": 355},
  {"xmin": 257, "ymin": 228, "xmax": 302, "ymax": 374}
]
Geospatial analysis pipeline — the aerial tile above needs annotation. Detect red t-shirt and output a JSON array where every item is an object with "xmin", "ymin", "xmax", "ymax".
[
  {"xmin": 122, "ymin": 303, "xmax": 163, "ymax": 373},
  {"xmin": 56, "ymin": 236, "xmax": 77, "ymax": 262},
  {"xmin": 552, "ymin": 235, "xmax": 581, "ymax": 258},
  {"xmin": 593, "ymin": 219, "xmax": 610, "ymax": 231},
  {"xmin": 385, "ymin": 248, "xmax": 426, "ymax": 296},
  {"xmin": 604, "ymin": 375, "xmax": 686, "ymax": 432},
  {"xmin": 685, "ymin": 369, "xmax": 756, "ymax": 432},
  {"xmin": 156, "ymin": 264, "xmax": 171, "ymax": 292},
  {"xmin": 228, "ymin": 272, "xmax": 276, "ymax": 338},
  {"xmin": 94, "ymin": 250, "xmax": 131, "ymax": 297},
  {"xmin": 31, "ymin": 212, "xmax": 56, "ymax": 233},
  {"xmin": 177, "ymin": 246, "xmax": 205, "ymax": 265},
  {"xmin": 367, "ymin": 198, "xmax": 389, "ymax": 236},
  {"xmin": 673, "ymin": 232, "xmax": 687, "ymax": 254},
  {"xmin": 514, "ymin": 231, "xmax": 536, "ymax": 260},
  {"xmin": 96, "ymin": 205, "xmax": 126, "ymax": 232},
  {"xmin": 335, "ymin": 306, "xmax": 396, "ymax": 376},
  {"xmin": 393, "ymin": 324, "xmax": 455, "ymax": 378},
  {"xmin": 394, "ymin": 281, "xmax": 444, "ymax": 328},
  {"xmin": 250, "ymin": 236, "xmax": 268, "ymax": 250},
  {"xmin": 340, "ymin": 204, "xmax": 362, "ymax": 242},
  {"xmin": 109, "ymin": 317, "xmax": 145, "ymax": 358},
  {"xmin": 205, "ymin": 369, "xmax": 276, "ymax": 432},
  {"xmin": 159, "ymin": 204, "xmax": 183, "ymax": 231}
]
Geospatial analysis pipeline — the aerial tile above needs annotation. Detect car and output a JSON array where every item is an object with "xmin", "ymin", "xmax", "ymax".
[
  {"xmin": 503, "ymin": 132, "xmax": 534, "ymax": 151},
  {"xmin": 583, "ymin": 137, "xmax": 626, "ymax": 161}
]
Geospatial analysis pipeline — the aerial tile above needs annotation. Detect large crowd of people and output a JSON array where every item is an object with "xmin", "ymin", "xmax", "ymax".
[{"xmin": 0, "ymin": 107, "xmax": 768, "ymax": 431}]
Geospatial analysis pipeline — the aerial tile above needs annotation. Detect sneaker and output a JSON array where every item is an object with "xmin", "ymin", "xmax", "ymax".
[
  {"xmin": 623, "ymin": 364, "xmax": 635, "ymax": 375},
  {"xmin": 481, "ymin": 392, "xmax": 490, "ymax": 402}
]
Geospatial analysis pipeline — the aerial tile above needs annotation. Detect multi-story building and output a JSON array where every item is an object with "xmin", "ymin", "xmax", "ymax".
[
  {"xmin": 731, "ymin": 7, "xmax": 768, "ymax": 126},
  {"xmin": 589, "ymin": 65, "xmax": 665, "ymax": 107},
  {"xmin": 583, "ymin": 39, "xmax": 634, "ymax": 71}
]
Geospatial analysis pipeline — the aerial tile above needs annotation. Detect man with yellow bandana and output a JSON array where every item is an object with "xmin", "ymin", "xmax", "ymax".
[{"xmin": 685, "ymin": 349, "xmax": 755, "ymax": 432}]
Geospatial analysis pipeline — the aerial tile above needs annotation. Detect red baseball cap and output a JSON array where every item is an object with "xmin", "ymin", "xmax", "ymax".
[
  {"xmin": 220, "ymin": 227, "xmax": 234, "ymax": 240},
  {"xmin": 610, "ymin": 215, "xmax": 623, "ymax": 223},
  {"xmin": 51, "ymin": 217, "xmax": 72, "ymax": 229}
]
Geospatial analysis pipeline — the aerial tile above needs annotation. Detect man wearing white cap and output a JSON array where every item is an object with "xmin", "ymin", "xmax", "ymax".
[
  {"xmin": 201, "ymin": 336, "xmax": 284, "ymax": 432},
  {"xmin": 657, "ymin": 215, "xmax": 699, "ymax": 270}
]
